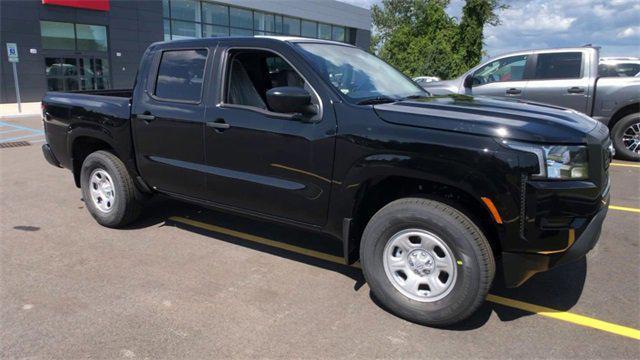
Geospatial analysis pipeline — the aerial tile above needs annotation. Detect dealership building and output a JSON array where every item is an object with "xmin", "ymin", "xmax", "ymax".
[{"xmin": 0, "ymin": 0, "xmax": 371, "ymax": 107}]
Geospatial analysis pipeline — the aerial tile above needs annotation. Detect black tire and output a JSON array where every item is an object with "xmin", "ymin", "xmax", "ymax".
[
  {"xmin": 611, "ymin": 113, "xmax": 640, "ymax": 161},
  {"xmin": 360, "ymin": 198, "xmax": 495, "ymax": 326},
  {"xmin": 80, "ymin": 150, "xmax": 142, "ymax": 228}
]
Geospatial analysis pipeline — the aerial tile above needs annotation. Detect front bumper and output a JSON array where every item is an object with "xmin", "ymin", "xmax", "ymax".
[{"xmin": 502, "ymin": 193, "xmax": 609, "ymax": 287}]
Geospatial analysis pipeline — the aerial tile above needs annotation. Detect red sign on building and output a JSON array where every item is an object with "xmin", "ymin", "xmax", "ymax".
[{"xmin": 42, "ymin": 0, "xmax": 110, "ymax": 11}]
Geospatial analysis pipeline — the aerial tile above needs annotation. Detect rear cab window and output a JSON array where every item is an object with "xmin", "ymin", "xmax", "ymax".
[
  {"xmin": 534, "ymin": 52, "xmax": 583, "ymax": 80},
  {"xmin": 154, "ymin": 49, "xmax": 208, "ymax": 102}
]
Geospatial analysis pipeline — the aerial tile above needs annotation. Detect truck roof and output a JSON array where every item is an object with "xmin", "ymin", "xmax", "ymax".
[
  {"xmin": 151, "ymin": 36, "xmax": 355, "ymax": 49},
  {"xmin": 486, "ymin": 46, "xmax": 599, "ymax": 60}
]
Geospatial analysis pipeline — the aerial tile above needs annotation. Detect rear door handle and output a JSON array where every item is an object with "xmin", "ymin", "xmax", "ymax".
[
  {"xmin": 207, "ymin": 119, "xmax": 230, "ymax": 131},
  {"xmin": 506, "ymin": 88, "xmax": 522, "ymax": 95},
  {"xmin": 567, "ymin": 87, "xmax": 585, "ymax": 94}
]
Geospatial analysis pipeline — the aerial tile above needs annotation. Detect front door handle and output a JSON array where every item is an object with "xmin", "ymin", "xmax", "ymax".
[
  {"xmin": 506, "ymin": 88, "xmax": 522, "ymax": 95},
  {"xmin": 567, "ymin": 87, "xmax": 585, "ymax": 94},
  {"xmin": 137, "ymin": 114, "xmax": 155, "ymax": 123},
  {"xmin": 207, "ymin": 119, "xmax": 230, "ymax": 131}
]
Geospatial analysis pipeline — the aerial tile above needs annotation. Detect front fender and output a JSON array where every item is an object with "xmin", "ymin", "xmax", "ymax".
[{"xmin": 326, "ymin": 135, "xmax": 525, "ymax": 259}]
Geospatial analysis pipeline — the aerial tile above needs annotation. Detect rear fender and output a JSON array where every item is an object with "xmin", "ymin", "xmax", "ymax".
[{"xmin": 66, "ymin": 126, "xmax": 139, "ymax": 187}]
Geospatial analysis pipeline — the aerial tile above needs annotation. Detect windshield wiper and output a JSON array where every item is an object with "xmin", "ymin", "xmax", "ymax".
[
  {"xmin": 356, "ymin": 96, "xmax": 398, "ymax": 105},
  {"xmin": 402, "ymin": 93, "xmax": 431, "ymax": 100}
]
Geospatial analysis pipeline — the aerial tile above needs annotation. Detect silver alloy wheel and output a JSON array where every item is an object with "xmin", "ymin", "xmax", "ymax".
[
  {"xmin": 383, "ymin": 229, "xmax": 457, "ymax": 302},
  {"xmin": 622, "ymin": 121, "xmax": 640, "ymax": 154},
  {"xmin": 89, "ymin": 168, "xmax": 116, "ymax": 213}
]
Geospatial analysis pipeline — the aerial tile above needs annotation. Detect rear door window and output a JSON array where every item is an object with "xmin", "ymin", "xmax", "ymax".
[
  {"xmin": 534, "ymin": 52, "xmax": 582, "ymax": 80},
  {"xmin": 155, "ymin": 49, "xmax": 207, "ymax": 102}
]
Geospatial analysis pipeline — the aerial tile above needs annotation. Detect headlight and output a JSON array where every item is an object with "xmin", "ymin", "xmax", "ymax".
[{"xmin": 504, "ymin": 141, "xmax": 589, "ymax": 180}]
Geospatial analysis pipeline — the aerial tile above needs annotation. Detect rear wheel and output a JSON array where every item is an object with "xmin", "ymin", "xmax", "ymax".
[
  {"xmin": 612, "ymin": 113, "xmax": 640, "ymax": 161},
  {"xmin": 80, "ymin": 150, "xmax": 142, "ymax": 228},
  {"xmin": 360, "ymin": 198, "xmax": 495, "ymax": 326}
]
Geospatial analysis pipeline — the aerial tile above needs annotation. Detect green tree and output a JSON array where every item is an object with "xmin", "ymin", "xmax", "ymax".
[
  {"xmin": 457, "ymin": 0, "xmax": 507, "ymax": 70},
  {"xmin": 370, "ymin": 0, "xmax": 505, "ymax": 79}
]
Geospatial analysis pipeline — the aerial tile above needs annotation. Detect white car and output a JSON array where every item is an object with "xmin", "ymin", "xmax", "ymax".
[{"xmin": 413, "ymin": 76, "xmax": 441, "ymax": 87}]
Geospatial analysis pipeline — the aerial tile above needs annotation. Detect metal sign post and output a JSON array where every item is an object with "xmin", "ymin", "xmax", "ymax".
[{"xmin": 6, "ymin": 43, "xmax": 21, "ymax": 113}]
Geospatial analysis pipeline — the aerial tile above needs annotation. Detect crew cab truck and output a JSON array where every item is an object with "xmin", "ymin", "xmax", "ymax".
[
  {"xmin": 42, "ymin": 37, "xmax": 612, "ymax": 326},
  {"xmin": 422, "ymin": 46, "xmax": 640, "ymax": 161}
]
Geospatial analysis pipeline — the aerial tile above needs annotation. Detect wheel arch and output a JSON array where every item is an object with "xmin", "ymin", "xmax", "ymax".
[
  {"xmin": 69, "ymin": 134, "xmax": 117, "ymax": 187},
  {"xmin": 607, "ymin": 102, "xmax": 639, "ymax": 131},
  {"xmin": 341, "ymin": 171, "xmax": 503, "ymax": 265}
]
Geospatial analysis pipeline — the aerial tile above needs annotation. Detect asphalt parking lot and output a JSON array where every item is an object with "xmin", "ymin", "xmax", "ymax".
[{"xmin": 1, "ymin": 116, "xmax": 639, "ymax": 359}]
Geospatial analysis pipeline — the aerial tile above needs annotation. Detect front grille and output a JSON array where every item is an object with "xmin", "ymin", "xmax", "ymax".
[
  {"xmin": 0, "ymin": 141, "xmax": 31, "ymax": 149},
  {"xmin": 519, "ymin": 173, "xmax": 527, "ymax": 238}
]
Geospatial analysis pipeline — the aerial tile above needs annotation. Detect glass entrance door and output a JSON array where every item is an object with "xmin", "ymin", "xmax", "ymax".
[
  {"xmin": 78, "ymin": 57, "xmax": 111, "ymax": 90},
  {"xmin": 45, "ymin": 56, "xmax": 110, "ymax": 91}
]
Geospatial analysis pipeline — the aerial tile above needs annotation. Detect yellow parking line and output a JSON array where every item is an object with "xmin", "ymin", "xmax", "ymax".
[
  {"xmin": 487, "ymin": 295, "xmax": 640, "ymax": 340},
  {"xmin": 610, "ymin": 162, "xmax": 640, "ymax": 168},
  {"xmin": 169, "ymin": 215, "xmax": 640, "ymax": 340},
  {"xmin": 610, "ymin": 205, "xmax": 640, "ymax": 214}
]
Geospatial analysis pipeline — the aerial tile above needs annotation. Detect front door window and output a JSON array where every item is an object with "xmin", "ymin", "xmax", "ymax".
[{"xmin": 472, "ymin": 55, "xmax": 528, "ymax": 86}]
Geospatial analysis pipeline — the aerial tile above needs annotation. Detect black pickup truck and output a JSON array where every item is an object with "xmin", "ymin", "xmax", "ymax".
[{"xmin": 42, "ymin": 37, "xmax": 612, "ymax": 326}]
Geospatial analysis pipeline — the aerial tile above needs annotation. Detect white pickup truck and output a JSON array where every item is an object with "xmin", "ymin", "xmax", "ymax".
[{"xmin": 422, "ymin": 46, "xmax": 640, "ymax": 161}]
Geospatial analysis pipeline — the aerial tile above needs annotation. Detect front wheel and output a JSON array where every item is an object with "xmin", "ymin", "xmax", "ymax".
[
  {"xmin": 360, "ymin": 198, "xmax": 495, "ymax": 326},
  {"xmin": 80, "ymin": 150, "xmax": 142, "ymax": 228},
  {"xmin": 611, "ymin": 113, "xmax": 640, "ymax": 161}
]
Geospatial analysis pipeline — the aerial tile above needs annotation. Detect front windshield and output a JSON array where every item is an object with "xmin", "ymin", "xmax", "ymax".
[{"xmin": 296, "ymin": 43, "xmax": 426, "ymax": 103}]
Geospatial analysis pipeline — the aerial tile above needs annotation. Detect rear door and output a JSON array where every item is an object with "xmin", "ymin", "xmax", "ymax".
[
  {"xmin": 202, "ymin": 44, "xmax": 337, "ymax": 226},
  {"xmin": 523, "ymin": 51, "xmax": 591, "ymax": 113},
  {"xmin": 132, "ymin": 48, "xmax": 210, "ymax": 198},
  {"xmin": 467, "ymin": 54, "xmax": 531, "ymax": 98}
]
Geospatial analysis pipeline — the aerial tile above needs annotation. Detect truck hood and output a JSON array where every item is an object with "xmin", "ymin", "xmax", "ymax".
[{"xmin": 374, "ymin": 95, "xmax": 599, "ymax": 143}]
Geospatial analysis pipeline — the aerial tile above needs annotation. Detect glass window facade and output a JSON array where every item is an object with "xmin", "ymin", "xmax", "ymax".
[
  {"xmin": 171, "ymin": 0, "xmax": 200, "ymax": 22},
  {"xmin": 332, "ymin": 26, "xmax": 345, "ymax": 42},
  {"xmin": 40, "ymin": 21, "xmax": 76, "ymax": 50},
  {"xmin": 254, "ymin": 11, "xmax": 275, "ymax": 34},
  {"xmin": 230, "ymin": 7, "xmax": 252, "ymax": 30},
  {"xmin": 40, "ymin": 21, "xmax": 108, "ymax": 52},
  {"xmin": 202, "ymin": 2, "xmax": 228, "ymax": 25},
  {"xmin": 318, "ymin": 23, "xmax": 332, "ymax": 40},
  {"xmin": 282, "ymin": 16, "xmax": 300, "ymax": 35},
  {"xmin": 301, "ymin": 20, "xmax": 317, "ymax": 38},
  {"xmin": 162, "ymin": 0, "xmax": 356, "ymax": 44},
  {"xmin": 76, "ymin": 24, "xmax": 108, "ymax": 51}
]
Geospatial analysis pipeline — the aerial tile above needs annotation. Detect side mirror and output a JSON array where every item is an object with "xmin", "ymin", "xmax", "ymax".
[
  {"xmin": 463, "ymin": 75, "xmax": 474, "ymax": 88},
  {"xmin": 266, "ymin": 87, "xmax": 316, "ymax": 116}
]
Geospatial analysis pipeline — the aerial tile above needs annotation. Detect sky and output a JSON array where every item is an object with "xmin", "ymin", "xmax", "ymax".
[{"xmin": 339, "ymin": 0, "xmax": 640, "ymax": 58}]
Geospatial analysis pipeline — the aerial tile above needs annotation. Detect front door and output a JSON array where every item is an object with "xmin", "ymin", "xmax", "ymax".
[
  {"xmin": 203, "ymin": 47, "xmax": 336, "ymax": 226},
  {"xmin": 466, "ymin": 54, "xmax": 530, "ymax": 99}
]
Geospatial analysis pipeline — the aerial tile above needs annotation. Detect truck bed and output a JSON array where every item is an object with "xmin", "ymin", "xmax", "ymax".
[
  {"xmin": 42, "ymin": 89, "xmax": 134, "ymax": 172},
  {"xmin": 43, "ymin": 89, "xmax": 133, "ymax": 120},
  {"xmin": 67, "ymin": 89, "xmax": 133, "ymax": 98}
]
